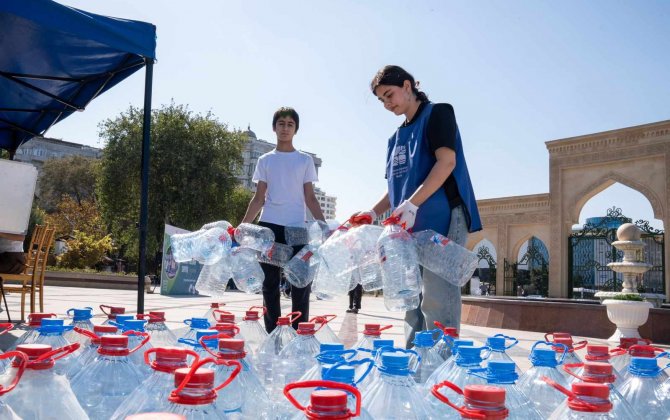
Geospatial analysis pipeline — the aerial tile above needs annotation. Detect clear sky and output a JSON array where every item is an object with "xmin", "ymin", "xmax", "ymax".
[{"xmin": 49, "ymin": 0, "xmax": 669, "ymax": 230}]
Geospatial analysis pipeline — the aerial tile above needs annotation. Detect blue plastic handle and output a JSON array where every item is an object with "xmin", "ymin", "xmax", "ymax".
[{"xmin": 493, "ymin": 333, "xmax": 519, "ymax": 350}]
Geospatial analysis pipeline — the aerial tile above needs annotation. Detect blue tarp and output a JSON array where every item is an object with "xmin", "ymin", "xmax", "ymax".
[{"xmin": 0, "ymin": 0, "xmax": 156, "ymax": 152}]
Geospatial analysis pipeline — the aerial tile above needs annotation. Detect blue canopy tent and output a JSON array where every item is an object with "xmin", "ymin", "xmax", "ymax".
[{"xmin": 0, "ymin": 0, "xmax": 156, "ymax": 313}]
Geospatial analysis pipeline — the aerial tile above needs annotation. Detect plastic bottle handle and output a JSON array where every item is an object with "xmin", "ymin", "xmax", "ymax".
[
  {"xmin": 531, "ymin": 341, "xmax": 568, "ymax": 365},
  {"xmin": 0, "ymin": 323, "xmax": 14, "ymax": 336},
  {"xmin": 73, "ymin": 326, "xmax": 99, "ymax": 340},
  {"xmin": 35, "ymin": 343, "xmax": 81, "ymax": 363},
  {"xmin": 562, "ymin": 362, "xmax": 586, "ymax": 381},
  {"xmin": 378, "ymin": 325, "xmax": 393, "ymax": 332},
  {"xmin": 286, "ymin": 311, "xmax": 302, "ymax": 324},
  {"xmin": 198, "ymin": 333, "xmax": 233, "ymax": 358},
  {"xmin": 143, "ymin": 347, "xmax": 200, "ymax": 366},
  {"xmin": 348, "ymin": 358, "xmax": 376, "ymax": 385},
  {"xmin": 249, "ymin": 305, "xmax": 267, "ymax": 316},
  {"xmin": 123, "ymin": 331, "xmax": 151, "ymax": 354},
  {"xmin": 283, "ymin": 380, "xmax": 361, "ymax": 417},
  {"xmin": 214, "ymin": 324, "xmax": 240, "ymax": 336},
  {"xmin": 309, "ymin": 314, "xmax": 337, "ymax": 325},
  {"xmin": 431, "ymin": 381, "xmax": 482, "ymax": 419},
  {"xmin": 427, "ymin": 328, "xmax": 445, "ymax": 345},
  {"xmin": 172, "ymin": 357, "xmax": 242, "ymax": 397},
  {"xmin": 542, "ymin": 375, "xmax": 611, "ymax": 412},
  {"xmin": 573, "ymin": 340, "xmax": 588, "ymax": 351},
  {"xmin": 0, "ymin": 351, "xmax": 28, "ymax": 395},
  {"xmin": 348, "ymin": 214, "xmax": 372, "ymax": 226},
  {"xmin": 494, "ymin": 333, "xmax": 519, "ymax": 350},
  {"xmin": 99, "ymin": 305, "xmax": 113, "ymax": 315},
  {"xmin": 628, "ymin": 345, "xmax": 666, "ymax": 356},
  {"xmin": 382, "ymin": 216, "xmax": 401, "ymax": 226},
  {"xmin": 213, "ymin": 309, "xmax": 233, "ymax": 319}
]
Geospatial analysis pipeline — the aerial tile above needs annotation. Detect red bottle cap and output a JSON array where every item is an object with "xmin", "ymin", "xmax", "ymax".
[
  {"xmin": 277, "ymin": 316, "xmax": 290, "ymax": 326},
  {"xmin": 149, "ymin": 311, "xmax": 166, "ymax": 322},
  {"xmin": 214, "ymin": 323, "xmax": 237, "ymax": 336},
  {"xmin": 630, "ymin": 345, "xmax": 656, "ymax": 358},
  {"xmin": 572, "ymin": 382, "xmax": 610, "ymax": 399},
  {"xmin": 219, "ymin": 339, "xmax": 245, "ymax": 352},
  {"xmin": 110, "ymin": 306, "xmax": 125, "ymax": 314},
  {"xmin": 442, "ymin": 327, "xmax": 459, "ymax": 337},
  {"xmin": 27, "ymin": 313, "xmax": 55, "ymax": 327},
  {"xmin": 309, "ymin": 390, "xmax": 348, "ymax": 414},
  {"xmin": 463, "ymin": 384, "xmax": 506, "ymax": 405},
  {"xmin": 244, "ymin": 311, "xmax": 259, "ymax": 321},
  {"xmin": 363, "ymin": 324, "xmax": 381, "ymax": 335},
  {"xmin": 568, "ymin": 383, "xmax": 612, "ymax": 413},
  {"xmin": 297, "ymin": 322, "xmax": 315, "ymax": 335},
  {"xmin": 16, "ymin": 344, "xmax": 52, "ymax": 358},
  {"xmin": 174, "ymin": 367, "xmax": 215, "ymax": 388},
  {"xmin": 585, "ymin": 345, "xmax": 610, "ymax": 361},
  {"xmin": 210, "ymin": 303, "xmax": 223, "ymax": 309},
  {"xmin": 582, "ymin": 362, "xmax": 616, "ymax": 384},
  {"xmin": 619, "ymin": 337, "xmax": 639, "ymax": 349},
  {"xmin": 94, "ymin": 325, "xmax": 118, "ymax": 334},
  {"xmin": 101, "ymin": 335, "xmax": 128, "ymax": 347},
  {"xmin": 553, "ymin": 337, "xmax": 574, "ymax": 352},
  {"xmin": 215, "ymin": 313, "xmax": 235, "ymax": 323},
  {"xmin": 155, "ymin": 347, "xmax": 189, "ymax": 363}
]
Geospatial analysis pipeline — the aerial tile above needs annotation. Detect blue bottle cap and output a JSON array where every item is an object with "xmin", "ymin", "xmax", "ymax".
[
  {"xmin": 488, "ymin": 360, "xmax": 515, "ymax": 372},
  {"xmin": 380, "ymin": 352, "xmax": 409, "ymax": 374},
  {"xmin": 188, "ymin": 318, "xmax": 210, "ymax": 329},
  {"xmin": 123, "ymin": 319, "xmax": 147, "ymax": 332},
  {"xmin": 486, "ymin": 360, "xmax": 518, "ymax": 383},
  {"xmin": 68, "ymin": 307, "xmax": 93, "ymax": 321},
  {"xmin": 413, "ymin": 331, "xmax": 435, "ymax": 348},
  {"xmin": 486, "ymin": 336, "xmax": 506, "ymax": 352},
  {"xmin": 115, "ymin": 315, "xmax": 135, "ymax": 324},
  {"xmin": 40, "ymin": 319, "xmax": 64, "ymax": 327},
  {"xmin": 372, "ymin": 339, "xmax": 394, "ymax": 350},
  {"xmin": 532, "ymin": 348, "xmax": 558, "ymax": 367},
  {"xmin": 323, "ymin": 365, "xmax": 355, "ymax": 384},
  {"xmin": 320, "ymin": 343, "xmax": 345, "ymax": 352},
  {"xmin": 456, "ymin": 346, "xmax": 484, "ymax": 364},
  {"xmin": 452, "ymin": 339, "xmax": 474, "ymax": 351},
  {"xmin": 38, "ymin": 323, "xmax": 67, "ymax": 334},
  {"xmin": 196, "ymin": 329, "xmax": 219, "ymax": 347},
  {"xmin": 629, "ymin": 357, "xmax": 660, "ymax": 377}
]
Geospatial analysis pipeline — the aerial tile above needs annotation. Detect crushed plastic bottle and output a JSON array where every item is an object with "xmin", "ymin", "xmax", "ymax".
[
  {"xmin": 0, "ymin": 350, "xmax": 28, "ymax": 420},
  {"xmin": 610, "ymin": 337, "xmax": 652, "ymax": 373},
  {"xmin": 561, "ymin": 362, "xmax": 638, "ymax": 417},
  {"xmin": 377, "ymin": 219, "xmax": 422, "ymax": 302},
  {"xmin": 544, "ymin": 381, "xmax": 618, "ymax": 419},
  {"xmin": 63, "ymin": 307, "xmax": 95, "ymax": 346},
  {"xmin": 139, "ymin": 311, "xmax": 178, "ymax": 348},
  {"xmin": 67, "ymin": 325, "xmax": 119, "ymax": 379},
  {"xmin": 10, "ymin": 313, "xmax": 56, "ymax": 349},
  {"xmin": 238, "ymin": 306, "xmax": 269, "ymax": 355},
  {"xmin": 468, "ymin": 360, "xmax": 542, "ymax": 419},
  {"xmin": 259, "ymin": 242, "xmax": 295, "ymax": 268},
  {"xmin": 486, "ymin": 334, "xmax": 521, "ymax": 374},
  {"xmin": 165, "ymin": 357, "xmax": 242, "ymax": 419},
  {"xmin": 100, "ymin": 305, "xmax": 126, "ymax": 325},
  {"xmin": 412, "ymin": 329, "xmax": 445, "ymax": 384},
  {"xmin": 3, "ymin": 343, "xmax": 88, "ymax": 420},
  {"xmin": 516, "ymin": 341, "xmax": 570, "ymax": 418},
  {"xmin": 177, "ymin": 317, "xmax": 211, "ymax": 348},
  {"xmin": 274, "ymin": 322, "xmax": 323, "ymax": 397},
  {"xmin": 230, "ymin": 246, "xmax": 264, "ymax": 293},
  {"xmin": 351, "ymin": 324, "xmax": 392, "ymax": 354},
  {"xmin": 256, "ymin": 312, "xmax": 301, "ymax": 387},
  {"xmin": 431, "ymin": 382, "xmax": 509, "ymax": 420},
  {"xmin": 33, "ymin": 318, "xmax": 75, "ymax": 375},
  {"xmin": 71, "ymin": 334, "xmax": 149, "ymax": 419},
  {"xmin": 618, "ymin": 356, "xmax": 670, "ymax": 418},
  {"xmin": 284, "ymin": 244, "xmax": 320, "ymax": 288},
  {"xmin": 311, "ymin": 314, "xmax": 341, "ymax": 345},
  {"xmin": 413, "ymin": 229, "xmax": 479, "ymax": 287},
  {"xmin": 433, "ymin": 321, "xmax": 459, "ymax": 360},
  {"xmin": 203, "ymin": 302, "xmax": 226, "ymax": 324},
  {"xmin": 284, "ymin": 380, "xmax": 363, "ymax": 420},
  {"xmin": 110, "ymin": 347, "xmax": 199, "ymax": 420},
  {"xmin": 565, "ymin": 345, "xmax": 624, "ymax": 387}
]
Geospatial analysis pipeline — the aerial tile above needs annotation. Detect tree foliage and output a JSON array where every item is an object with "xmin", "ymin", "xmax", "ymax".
[
  {"xmin": 57, "ymin": 230, "xmax": 113, "ymax": 269},
  {"xmin": 97, "ymin": 103, "xmax": 247, "ymax": 265},
  {"xmin": 38, "ymin": 155, "xmax": 98, "ymax": 212},
  {"xmin": 46, "ymin": 195, "xmax": 106, "ymax": 238}
]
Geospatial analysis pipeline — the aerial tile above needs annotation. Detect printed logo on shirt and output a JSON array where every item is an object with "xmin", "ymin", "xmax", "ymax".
[{"xmin": 391, "ymin": 145, "xmax": 409, "ymax": 178}]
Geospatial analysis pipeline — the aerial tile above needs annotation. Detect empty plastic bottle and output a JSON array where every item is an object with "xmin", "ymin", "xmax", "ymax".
[
  {"xmin": 298, "ymin": 344, "xmax": 351, "ymax": 383},
  {"xmin": 179, "ymin": 329, "xmax": 220, "ymax": 358},
  {"xmin": 317, "ymin": 225, "xmax": 357, "ymax": 278},
  {"xmin": 170, "ymin": 230, "xmax": 204, "ymax": 263},
  {"xmin": 203, "ymin": 302, "xmax": 227, "ymax": 324},
  {"xmin": 566, "ymin": 345, "xmax": 624, "ymax": 387},
  {"xmin": 544, "ymin": 381, "xmax": 618, "ymax": 419},
  {"xmin": 285, "ymin": 220, "xmax": 333, "ymax": 247},
  {"xmin": 233, "ymin": 223, "xmax": 275, "ymax": 252},
  {"xmin": 201, "ymin": 220, "xmax": 233, "ymax": 231},
  {"xmin": 113, "ymin": 320, "xmax": 154, "ymax": 376},
  {"xmin": 177, "ymin": 317, "xmax": 211, "ymax": 348},
  {"xmin": 423, "ymin": 339, "xmax": 475, "ymax": 391},
  {"xmin": 486, "ymin": 334, "xmax": 521, "ymax": 374},
  {"xmin": 311, "ymin": 260, "xmax": 343, "ymax": 300},
  {"xmin": 230, "ymin": 246, "xmax": 264, "ymax": 293},
  {"xmin": 33, "ymin": 318, "xmax": 74, "ymax": 375},
  {"xmin": 413, "ymin": 329, "xmax": 445, "ymax": 384},
  {"xmin": 68, "ymin": 325, "xmax": 119, "ymax": 379},
  {"xmin": 284, "ymin": 380, "xmax": 362, "ymax": 420},
  {"xmin": 431, "ymin": 382, "xmax": 509, "ymax": 419},
  {"xmin": 468, "ymin": 360, "xmax": 542, "ymax": 419},
  {"xmin": 238, "ymin": 306, "xmax": 269, "ymax": 355},
  {"xmin": 256, "ymin": 313, "xmax": 301, "ymax": 386},
  {"xmin": 259, "ymin": 242, "xmax": 295, "ymax": 268},
  {"xmin": 377, "ymin": 220, "xmax": 422, "ymax": 301},
  {"xmin": 413, "ymin": 229, "xmax": 479, "ymax": 287},
  {"xmin": 561, "ymin": 362, "xmax": 638, "ymax": 417},
  {"xmin": 610, "ymin": 337, "xmax": 652, "ymax": 373},
  {"xmin": 516, "ymin": 341, "xmax": 569, "ymax": 418},
  {"xmin": 71, "ymin": 334, "xmax": 150, "ymax": 419},
  {"xmin": 140, "ymin": 311, "xmax": 178, "ymax": 348},
  {"xmin": 206, "ymin": 338, "xmax": 273, "ymax": 417},
  {"xmin": 618, "ymin": 344, "xmax": 668, "ymax": 380},
  {"xmin": 110, "ymin": 347, "xmax": 199, "ymax": 420},
  {"xmin": 311, "ymin": 315, "xmax": 341, "ymax": 345},
  {"xmin": 552, "ymin": 336, "xmax": 586, "ymax": 379},
  {"xmin": 63, "ymin": 307, "xmax": 95, "ymax": 346},
  {"xmin": 165, "ymin": 357, "xmax": 242, "ymax": 419},
  {"xmin": 10, "ymin": 313, "xmax": 56, "ymax": 349},
  {"xmin": 100, "ymin": 304, "xmax": 126, "ymax": 325},
  {"xmin": 285, "ymin": 244, "xmax": 320, "ymax": 288},
  {"xmin": 3, "ymin": 343, "xmax": 87, "ymax": 420},
  {"xmin": 195, "ymin": 257, "xmax": 233, "ymax": 298},
  {"xmin": 433, "ymin": 321, "xmax": 459, "ymax": 360},
  {"xmin": 618, "ymin": 356, "xmax": 670, "ymax": 418},
  {"xmin": 362, "ymin": 351, "xmax": 435, "ymax": 419},
  {"xmin": 351, "ymin": 324, "xmax": 392, "ymax": 354},
  {"xmin": 0, "ymin": 350, "xmax": 28, "ymax": 420},
  {"xmin": 213, "ymin": 310, "xmax": 236, "ymax": 324},
  {"xmin": 355, "ymin": 340, "xmax": 399, "ymax": 392},
  {"xmin": 274, "ymin": 322, "xmax": 323, "ymax": 397}
]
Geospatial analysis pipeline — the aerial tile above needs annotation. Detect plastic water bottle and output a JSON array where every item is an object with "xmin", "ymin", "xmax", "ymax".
[
  {"xmin": 212, "ymin": 310, "xmax": 235, "ymax": 324},
  {"xmin": 201, "ymin": 220, "xmax": 233, "ymax": 231},
  {"xmin": 566, "ymin": 345, "xmax": 624, "ymax": 387},
  {"xmin": 2, "ymin": 344, "xmax": 87, "ymax": 419},
  {"xmin": 10, "ymin": 313, "xmax": 56, "ymax": 349},
  {"xmin": 113, "ymin": 320, "xmax": 154, "ymax": 377},
  {"xmin": 71, "ymin": 334, "xmax": 149, "ymax": 418},
  {"xmin": 0, "ymin": 350, "xmax": 28, "ymax": 420},
  {"xmin": 179, "ymin": 329, "xmax": 220, "ymax": 358},
  {"xmin": 377, "ymin": 221, "xmax": 422, "ymax": 301},
  {"xmin": 274, "ymin": 322, "xmax": 323, "ymax": 397},
  {"xmin": 297, "ymin": 344, "xmax": 352, "ymax": 384},
  {"xmin": 311, "ymin": 258, "xmax": 346, "ymax": 300},
  {"xmin": 259, "ymin": 242, "xmax": 295, "ymax": 268},
  {"xmin": 311, "ymin": 314, "xmax": 341, "ymax": 345},
  {"xmin": 285, "ymin": 220, "xmax": 332, "ymax": 247},
  {"xmin": 100, "ymin": 304, "xmax": 126, "ymax": 325},
  {"xmin": 431, "ymin": 382, "xmax": 509, "ymax": 419},
  {"xmin": 433, "ymin": 321, "xmax": 459, "ymax": 360},
  {"xmin": 413, "ymin": 329, "xmax": 445, "ymax": 384},
  {"xmin": 208, "ymin": 338, "xmax": 273, "ymax": 417},
  {"xmin": 170, "ymin": 230, "xmax": 204, "ymax": 263},
  {"xmin": 610, "ymin": 337, "xmax": 652, "ymax": 373},
  {"xmin": 552, "ymin": 336, "xmax": 586, "ymax": 379},
  {"xmin": 63, "ymin": 307, "xmax": 95, "ymax": 346},
  {"xmin": 212, "ymin": 323, "xmax": 250, "ymax": 350},
  {"xmin": 67, "ymin": 325, "xmax": 119, "ymax": 379},
  {"xmin": 238, "ymin": 307, "xmax": 269, "ymax": 355},
  {"xmin": 618, "ymin": 344, "xmax": 668, "ymax": 380},
  {"xmin": 33, "ymin": 318, "xmax": 75, "ymax": 375},
  {"xmin": 195, "ymin": 256, "xmax": 232, "ymax": 298},
  {"xmin": 423, "ymin": 339, "xmax": 475, "ymax": 390},
  {"xmin": 232, "ymin": 223, "xmax": 275, "ymax": 252},
  {"xmin": 516, "ymin": 341, "xmax": 570, "ymax": 418},
  {"xmin": 139, "ymin": 311, "xmax": 178, "ymax": 348},
  {"xmin": 203, "ymin": 302, "xmax": 227, "ymax": 324},
  {"xmin": 284, "ymin": 380, "xmax": 363, "ymax": 420},
  {"xmin": 362, "ymin": 351, "xmax": 435, "ymax": 419},
  {"xmin": 486, "ymin": 334, "xmax": 521, "ymax": 374},
  {"xmin": 354, "ymin": 340, "xmax": 399, "ymax": 392},
  {"xmin": 317, "ymin": 225, "xmax": 357, "ymax": 277},
  {"xmin": 413, "ymin": 229, "xmax": 479, "ymax": 287},
  {"xmin": 110, "ymin": 347, "xmax": 200, "ymax": 420},
  {"xmin": 165, "ymin": 357, "xmax": 242, "ymax": 419},
  {"xmin": 285, "ymin": 244, "xmax": 320, "ymax": 288},
  {"xmin": 544, "ymin": 381, "xmax": 619, "ymax": 419},
  {"xmin": 468, "ymin": 360, "xmax": 542, "ymax": 419},
  {"xmin": 618, "ymin": 356, "xmax": 670, "ymax": 418},
  {"xmin": 230, "ymin": 247, "xmax": 264, "ymax": 293},
  {"xmin": 351, "ymin": 324, "xmax": 392, "ymax": 353},
  {"xmin": 256, "ymin": 313, "xmax": 300, "ymax": 386},
  {"xmin": 561, "ymin": 362, "xmax": 638, "ymax": 417},
  {"xmin": 195, "ymin": 227, "xmax": 231, "ymax": 265},
  {"xmin": 177, "ymin": 317, "xmax": 211, "ymax": 348}
]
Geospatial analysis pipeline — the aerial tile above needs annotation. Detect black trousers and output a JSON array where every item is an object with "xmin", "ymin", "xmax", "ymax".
[
  {"xmin": 348, "ymin": 283, "xmax": 363, "ymax": 310},
  {"xmin": 0, "ymin": 252, "xmax": 25, "ymax": 274},
  {"xmin": 258, "ymin": 221, "xmax": 311, "ymax": 333}
]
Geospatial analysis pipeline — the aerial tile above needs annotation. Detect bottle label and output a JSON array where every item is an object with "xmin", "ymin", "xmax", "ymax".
[
  {"xmin": 379, "ymin": 245, "xmax": 387, "ymax": 263},
  {"xmin": 300, "ymin": 250, "xmax": 314, "ymax": 262},
  {"xmin": 431, "ymin": 234, "xmax": 450, "ymax": 247}
]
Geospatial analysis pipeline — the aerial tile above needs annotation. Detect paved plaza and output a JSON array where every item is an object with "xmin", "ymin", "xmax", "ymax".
[{"xmin": 1, "ymin": 285, "xmax": 666, "ymax": 372}]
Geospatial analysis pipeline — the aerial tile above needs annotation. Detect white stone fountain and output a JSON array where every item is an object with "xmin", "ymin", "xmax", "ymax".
[{"xmin": 595, "ymin": 223, "xmax": 653, "ymax": 342}]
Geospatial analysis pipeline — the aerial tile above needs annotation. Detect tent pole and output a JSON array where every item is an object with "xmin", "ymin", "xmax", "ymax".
[{"xmin": 137, "ymin": 59, "xmax": 153, "ymax": 314}]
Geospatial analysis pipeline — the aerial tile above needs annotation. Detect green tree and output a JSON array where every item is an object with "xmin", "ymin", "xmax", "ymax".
[
  {"xmin": 97, "ymin": 103, "xmax": 247, "ymax": 267},
  {"xmin": 38, "ymin": 156, "xmax": 99, "ymax": 212},
  {"xmin": 57, "ymin": 230, "xmax": 113, "ymax": 269}
]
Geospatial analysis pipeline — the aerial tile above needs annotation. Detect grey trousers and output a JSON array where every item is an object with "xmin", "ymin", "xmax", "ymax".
[{"xmin": 405, "ymin": 205, "xmax": 469, "ymax": 348}]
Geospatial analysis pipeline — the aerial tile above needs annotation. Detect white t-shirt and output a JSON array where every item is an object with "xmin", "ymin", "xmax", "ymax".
[
  {"xmin": 0, "ymin": 238, "xmax": 23, "ymax": 253},
  {"xmin": 252, "ymin": 149, "xmax": 318, "ymax": 226}
]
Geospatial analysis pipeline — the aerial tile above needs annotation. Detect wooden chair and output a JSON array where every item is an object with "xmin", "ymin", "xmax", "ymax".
[{"xmin": 0, "ymin": 225, "xmax": 55, "ymax": 321}]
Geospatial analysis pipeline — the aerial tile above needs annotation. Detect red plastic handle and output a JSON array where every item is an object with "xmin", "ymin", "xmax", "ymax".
[
  {"xmin": 171, "ymin": 357, "xmax": 242, "ymax": 398},
  {"xmin": 122, "ymin": 331, "xmax": 151, "ymax": 354},
  {"xmin": 382, "ymin": 216, "xmax": 401, "ymax": 226},
  {"xmin": 198, "ymin": 333, "xmax": 234, "ymax": 358},
  {"xmin": 212, "ymin": 309, "xmax": 234, "ymax": 321},
  {"xmin": 99, "ymin": 305, "xmax": 113, "ymax": 315},
  {"xmin": 248, "ymin": 305, "xmax": 268, "ymax": 316},
  {"xmin": 74, "ymin": 326, "xmax": 100, "ymax": 341},
  {"xmin": 0, "ymin": 323, "xmax": 13, "ymax": 336},
  {"xmin": 430, "ymin": 381, "xmax": 481, "ymax": 419},
  {"xmin": 349, "ymin": 214, "xmax": 372, "ymax": 226},
  {"xmin": 143, "ymin": 347, "xmax": 200, "ymax": 366},
  {"xmin": 572, "ymin": 340, "xmax": 588, "ymax": 351},
  {"xmin": 35, "ymin": 343, "xmax": 81, "ymax": 364},
  {"xmin": 283, "ymin": 380, "xmax": 361, "ymax": 417},
  {"xmin": 0, "ymin": 351, "xmax": 28, "ymax": 396},
  {"xmin": 309, "ymin": 314, "xmax": 337, "ymax": 324},
  {"xmin": 562, "ymin": 362, "xmax": 585, "ymax": 381},
  {"xmin": 213, "ymin": 324, "xmax": 240, "ymax": 336},
  {"xmin": 286, "ymin": 311, "xmax": 302, "ymax": 324}
]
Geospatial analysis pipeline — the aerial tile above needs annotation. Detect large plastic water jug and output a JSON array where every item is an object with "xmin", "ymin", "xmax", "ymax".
[
  {"xmin": 140, "ymin": 311, "xmax": 178, "ymax": 348},
  {"xmin": 412, "ymin": 329, "xmax": 445, "ymax": 384},
  {"xmin": 232, "ymin": 222, "xmax": 275, "ymax": 252},
  {"xmin": 256, "ymin": 312, "xmax": 301, "ymax": 387},
  {"xmin": 100, "ymin": 305, "xmax": 126, "ymax": 325},
  {"xmin": 273, "ymin": 322, "xmax": 322, "ymax": 398},
  {"xmin": 230, "ymin": 246, "xmax": 264, "ymax": 293},
  {"xmin": 413, "ymin": 229, "xmax": 479, "ymax": 287},
  {"xmin": 377, "ymin": 220, "xmax": 421, "ymax": 301},
  {"xmin": 431, "ymin": 382, "xmax": 509, "ymax": 420},
  {"xmin": 618, "ymin": 356, "xmax": 670, "ymax": 418},
  {"xmin": 238, "ymin": 306, "xmax": 269, "ymax": 355},
  {"xmin": 284, "ymin": 380, "xmax": 362, "ymax": 420}
]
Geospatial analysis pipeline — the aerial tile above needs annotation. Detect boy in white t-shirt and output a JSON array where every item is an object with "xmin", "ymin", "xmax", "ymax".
[{"xmin": 241, "ymin": 107, "xmax": 325, "ymax": 332}]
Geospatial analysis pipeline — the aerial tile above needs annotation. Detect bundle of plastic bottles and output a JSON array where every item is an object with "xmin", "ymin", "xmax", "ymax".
[{"xmin": 3, "ymin": 304, "xmax": 669, "ymax": 420}]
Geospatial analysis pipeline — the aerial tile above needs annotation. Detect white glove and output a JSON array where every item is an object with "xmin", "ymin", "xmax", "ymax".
[{"xmin": 392, "ymin": 200, "xmax": 418, "ymax": 230}]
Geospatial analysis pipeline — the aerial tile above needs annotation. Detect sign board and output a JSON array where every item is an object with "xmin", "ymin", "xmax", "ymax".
[
  {"xmin": 0, "ymin": 159, "xmax": 38, "ymax": 235},
  {"xmin": 160, "ymin": 224, "xmax": 202, "ymax": 296}
]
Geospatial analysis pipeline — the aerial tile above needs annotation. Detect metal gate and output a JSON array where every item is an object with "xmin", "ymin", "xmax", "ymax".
[
  {"xmin": 503, "ymin": 238, "xmax": 549, "ymax": 296},
  {"xmin": 568, "ymin": 207, "xmax": 664, "ymax": 298},
  {"xmin": 462, "ymin": 246, "xmax": 497, "ymax": 295}
]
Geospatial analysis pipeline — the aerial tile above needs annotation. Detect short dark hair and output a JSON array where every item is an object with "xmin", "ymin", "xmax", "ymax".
[
  {"xmin": 370, "ymin": 65, "xmax": 428, "ymax": 102},
  {"xmin": 272, "ymin": 107, "xmax": 300, "ymax": 132}
]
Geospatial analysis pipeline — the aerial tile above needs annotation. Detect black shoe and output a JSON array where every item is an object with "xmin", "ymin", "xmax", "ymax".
[{"xmin": 346, "ymin": 308, "xmax": 357, "ymax": 313}]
